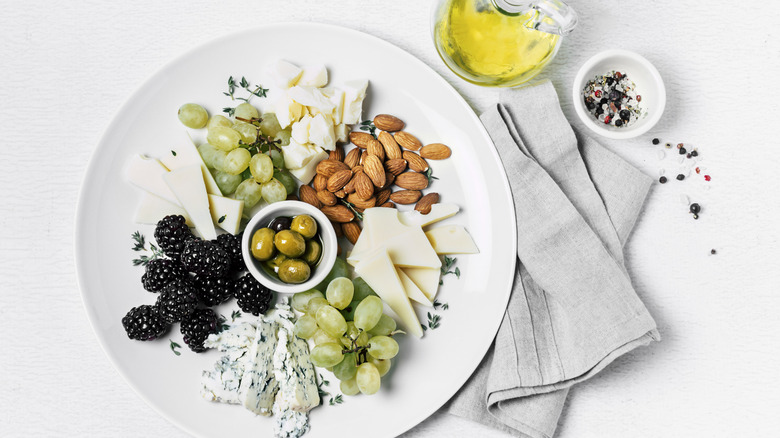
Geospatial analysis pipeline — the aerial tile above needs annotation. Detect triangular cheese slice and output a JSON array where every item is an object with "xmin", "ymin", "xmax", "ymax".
[{"xmin": 397, "ymin": 268, "xmax": 433, "ymax": 307}]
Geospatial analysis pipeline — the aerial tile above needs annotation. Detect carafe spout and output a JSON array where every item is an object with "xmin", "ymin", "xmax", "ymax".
[{"xmin": 491, "ymin": 0, "xmax": 578, "ymax": 35}]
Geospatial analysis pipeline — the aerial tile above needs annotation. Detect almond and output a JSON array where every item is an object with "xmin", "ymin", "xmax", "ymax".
[
  {"xmin": 375, "ymin": 188, "xmax": 391, "ymax": 205},
  {"xmin": 327, "ymin": 169, "xmax": 352, "ymax": 192},
  {"xmin": 347, "ymin": 193, "xmax": 376, "ymax": 210},
  {"xmin": 334, "ymin": 189, "xmax": 347, "ymax": 199},
  {"xmin": 363, "ymin": 155, "xmax": 386, "ymax": 188},
  {"xmin": 379, "ymin": 201, "xmax": 395, "ymax": 208},
  {"xmin": 349, "ymin": 132, "xmax": 373, "ymax": 149},
  {"xmin": 299, "ymin": 185, "xmax": 321, "ymax": 209},
  {"xmin": 354, "ymin": 171, "xmax": 374, "ymax": 200},
  {"xmin": 359, "ymin": 151, "xmax": 368, "ymax": 165},
  {"xmin": 403, "ymin": 151, "xmax": 429, "ymax": 173},
  {"xmin": 329, "ymin": 144, "xmax": 345, "ymax": 162},
  {"xmin": 415, "ymin": 192, "xmax": 439, "ymax": 214},
  {"xmin": 343, "ymin": 174, "xmax": 357, "ymax": 194},
  {"xmin": 385, "ymin": 158, "xmax": 407, "ymax": 176},
  {"xmin": 332, "ymin": 221, "xmax": 344, "ymax": 238},
  {"xmin": 351, "ymin": 165, "xmax": 363, "ymax": 174},
  {"xmin": 342, "ymin": 222, "xmax": 361, "ymax": 245},
  {"xmin": 366, "ymin": 138, "xmax": 385, "ymax": 161},
  {"xmin": 390, "ymin": 190, "xmax": 422, "ymax": 204},
  {"xmin": 381, "ymin": 172, "xmax": 395, "ymax": 190},
  {"xmin": 321, "ymin": 205, "xmax": 354, "ymax": 223},
  {"xmin": 313, "ymin": 174, "xmax": 328, "ymax": 192},
  {"xmin": 394, "ymin": 131, "xmax": 422, "ymax": 151},
  {"xmin": 317, "ymin": 190, "xmax": 337, "ymax": 206},
  {"xmin": 286, "ymin": 194, "xmax": 299, "ymax": 201},
  {"xmin": 378, "ymin": 131, "xmax": 403, "ymax": 160},
  {"xmin": 420, "ymin": 143, "xmax": 452, "ymax": 160},
  {"xmin": 373, "ymin": 114, "xmax": 405, "ymax": 132},
  {"xmin": 395, "ymin": 172, "xmax": 428, "ymax": 190},
  {"xmin": 317, "ymin": 159, "xmax": 349, "ymax": 178},
  {"xmin": 344, "ymin": 147, "xmax": 361, "ymax": 169}
]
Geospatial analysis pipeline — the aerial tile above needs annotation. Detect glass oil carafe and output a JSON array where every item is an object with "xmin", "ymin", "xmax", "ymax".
[{"xmin": 432, "ymin": 0, "xmax": 577, "ymax": 87}]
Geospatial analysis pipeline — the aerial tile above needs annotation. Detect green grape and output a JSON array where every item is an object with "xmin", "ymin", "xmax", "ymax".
[
  {"xmin": 234, "ymin": 179, "xmax": 263, "ymax": 208},
  {"xmin": 310, "ymin": 343, "xmax": 344, "ymax": 368},
  {"xmin": 306, "ymin": 297, "xmax": 330, "ymax": 317},
  {"xmin": 249, "ymin": 154, "xmax": 274, "ymax": 183},
  {"xmin": 368, "ymin": 314, "xmax": 396, "ymax": 336},
  {"xmin": 223, "ymin": 148, "xmax": 251, "ymax": 175},
  {"xmin": 234, "ymin": 102, "xmax": 259, "ymax": 121},
  {"xmin": 311, "ymin": 328, "xmax": 339, "ymax": 346},
  {"xmin": 316, "ymin": 305, "xmax": 348, "ymax": 338},
  {"xmin": 269, "ymin": 149, "xmax": 285, "ymax": 169},
  {"xmin": 340, "ymin": 377, "xmax": 360, "ymax": 396},
  {"xmin": 259, "ymin": 113, "xmax": 282, "ymax": 137},
  {"xmin": 178, "ymin": 103, "xmax": 208, "ymax": 129},
  {"xmin": 352, "ymin": 277, "xmax": 378, "ymax": 302},
  {"xmin": 207, "ymin": 126, "xmax": 241, "ymax": 151},
  {"xmin": 261, "ymin": 178, "xmax": 287, "ymax": 204},
  {"xmin": 291, "ymin": 289, "xmax": 324, "ymax": 313},
  {"xmin": 354, "ymin": 330, "xmax": 369, "ymax": 347},
  {"xmin": 274, "ymin": 170, "xmax": 296, "ymax": 195},
  {"xmin": 198, "ymin": 143, "xmax": 227, "ymax": 170},
  {"xmin": 367, "ymin": 335, "xmax": 399, "ymax": 360},
  {"xmin": 315, "ymin": 257, "xmax": 349, "ymax": 292},
  {"xmin": 212, "ymin": 169, "xmax": 242, "ymax": 195},
  {"xmin": 233, "ymin": 121, "xmax": 258, "ymax": 144},
  {"xmin": 326, "ymin": 277, "xmax": 354, "ymax": 310},
  {"xmin": 355, "ymin": 296, "xmax": 383, "ymax": 331},
  {"xmin": 367, "ymin": 354, "xmax": 392, "ymax": 377},
  {"xmin": 208, "ymin": 115, "xmax": 233, "ymax": 130},
  {"xmin": 275, "ymin": 129, "xmax": 292, "ymax": 146},
  {"xmin": 293, "ymin": 314, "xmax": 318, "ymax": 339},
  {"xmin": 333, "ymin": 352, "xmax": 358, "ymax": 381},
  {"xmin": 340, "ymin": 300, "xmax": 360, "ymax": 321},
  {"xmin": 356, "ymin": 362, "xmax": 381, "ymax": 395}
]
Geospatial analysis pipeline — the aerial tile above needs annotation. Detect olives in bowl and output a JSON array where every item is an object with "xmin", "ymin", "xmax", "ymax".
[{"xmin": 242, "ymin": 201, "xmax": 337, "ymax": 294}]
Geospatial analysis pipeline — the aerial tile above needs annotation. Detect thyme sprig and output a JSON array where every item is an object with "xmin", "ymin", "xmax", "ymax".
[
  {"xmin": 424, "ymin": 168, "xmax": 439, "ymax": 186},
  {"xmin": 359, "ymin": 120, "xmax": 377, "ymax": 138},
  {"xmin": 339, "ymin": 199, "xmax": 364, "ymax": 221},
  {"xmin": 131, "ymin": 231, "xmax": 164, "ymax": 266},
  {"xmin": 427, "ymin": 312, "xmax": 442, "ymax": 330},
  {"xmin": 439, "ymin": 256, "xmax": 460, "ymax": 285},
  {"xmin": 223, "ymin": 76, "xmax": 269, "ymax": 115},
  {"xmin": 169, "ymin": 340, "xmax": 182, "ymax": 356},
  {"xmin": 329, "ymin": 394, "xmax": 344, "ymax": 405}
]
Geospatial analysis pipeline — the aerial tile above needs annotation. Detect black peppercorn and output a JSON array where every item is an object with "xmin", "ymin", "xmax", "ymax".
[
  {"xmin": 676, "ymin": 174, "xmax": 685, "ymax": 181},
  {"xmin": 659, "ymin": 176, "xmax": 667, "ymax": 184},
  {"xmin": 691, "ymin": 150, "xmax": 698, "ymax": 157},
  {"xmin": 679, "ymin": 147, "xmax": 687, "ymax": 155},
  {"xmin": 652, "ymin": 138, "xmax": 660, "ymax": 145},
  {"xmin": 690, "ymin": 203, "xmax": 701, "ymax": 214}
]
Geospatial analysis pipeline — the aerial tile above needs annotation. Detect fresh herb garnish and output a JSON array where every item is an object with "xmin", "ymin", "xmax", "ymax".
[
  {"xmin": 421, "ymin": 324, "xmax": 428, "ymax": 332},
  {"xmin": 169, "ymin": 340, "xmax": 182, "ymax": 356},
  {"xmin": 171, "ymin": 150, "xmax": 177, "ymax": 156},
  {"xmin": 427, "ymin": 312, "xmax": 441, "ymax": 330},
  {"xmin": 231, "ymin": 310, "xmax": 241, "ymax": 322},
  {"xmin": 223, "ymin": 76, "xmax": 269, "ymax": 113},
  {"xmin": 359, "ymin": 120, "xmax": 377, "ymax": 138},
  {"xmin": 442, "ymin": 302, "xmax": 449, "ymax": 310},
  {"xmin": 131, "ymin": 231, "xmax": 164, "ymax": 266},
  {"xmin": 223, "ymin": 76, "xmax": 237, "ymax": 100},
  {"xmin": 339, "ymin": 199, "xmax": 364, "ymax": 221},
  {"xmin": 216, "ymin": 315, "xmax": 230, "ymax": 333},
  {"xmin": 329, "ymin": 394, "xmax": 344, "ymax": 405},
  {"xmin": 131, "ymin": 231, "xmax": 146, "ymax": 251},
  {"xmin": 433, "ymin": 300, "xmax": 449, "ymax": 310},
  {"xmin": 222, "ymin": 106, "xmax": 236, "ymax": 117},
  {"xmin": 439, "ymin": 256, "xmax": 459, "ymax": 284},
  {"xmin": 424, "ymin": 168, "xmax": 439, "ymax": 185},
  {"xmin": 218, "ymin": 215, "xmax": 226, "ymax": 224}
]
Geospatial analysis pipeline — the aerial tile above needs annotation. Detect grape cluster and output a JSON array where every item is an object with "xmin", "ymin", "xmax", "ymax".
[{"xmin": 291, "ymin": 277, "xmax": 399, "ymax": 396}]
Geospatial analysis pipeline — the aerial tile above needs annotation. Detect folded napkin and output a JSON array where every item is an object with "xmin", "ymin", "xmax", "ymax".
[{"xmin": 447, "ymin": 81, "xmax": 660, "ymax": 438}]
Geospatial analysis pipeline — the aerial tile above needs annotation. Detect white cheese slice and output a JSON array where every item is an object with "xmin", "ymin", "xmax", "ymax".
[
  {"xmin": 163, "ymin": 165, "xmax": 217, "ymax": 240},
  {"xmin": 297, "ymin": 65, "xmax": 328, "ymax": 88},
  {"xmin": 425, "ymin": 225, "xmax": 479, "ymax": 254},
  {"xmin": 238, "ymin": 319, "xmax": 280, "ymax": 416},
  {"xmin": 355, "ymin": 249, "xmax": 423, "ymax": 338},
  {"xmin": 208, "ymin": 194, "xmax": 244, "ymax": 235},
  {"xmin": 269, "ymin": 60, "xmax": 304, "ymax": 89},
  {"xmin": 274, "ymin": 93, "xmax": 305, "ymax": 129},
  {"xmin": 400, "ymin": 267, "xmax": 441, "ymax": 302},
  {"xmin": 288, "ymin": 150, "xmax": 328, "ymax": 184},
  {"xmin": 308, "ymin": 113, "xmax": 336, "ymax": 151},
  {"xmin": 134, "ymin": 192, "xmax": 193, "ymax": 227},
  {"xmin": 334, "ymin": 123, "xmax": 349, "ymax": 143},
  {"xmin": 288, "ymin": 86, "xmax": 335, "ymax": 114},
  {"xmin": 281, "ymin": 140, "xmax": 322, "ymax": 170},
  {"xmin": 126, "ymin": 154, "xmax": 179, "ymax": 205},
  {"xmin": 398, "ymin": 204, "xmax": 460, "ymax": 228},
  {"xmin": 397, "ymin": 268, "xmax": 433, "ymax": 307},
  {"xmin": 160, "ymin": 133, "xmax": 222, "ymax": 196},
  {"xmin": 291, "ymin": 114, "xmax": 313, "ymax": 145},
  {"xmin": 341, "ymin": 79, "xmax": 369, "ymax": 124},
  {"xmin": 321, "ymin": 87, "xmax": 346, "ymax": 125}
]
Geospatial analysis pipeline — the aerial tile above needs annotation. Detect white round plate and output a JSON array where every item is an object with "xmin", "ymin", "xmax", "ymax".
[{"xmin": 76, "ymin": 23, "xmax": 516, "ymax": 438}]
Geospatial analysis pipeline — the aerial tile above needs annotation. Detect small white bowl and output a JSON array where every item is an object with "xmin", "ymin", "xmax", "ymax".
[
  {"xmin": 242, "ymin": 200, "xmax": 337, "ymax": 294},
  {"xmin": 572, "ymin": 49, "xmax": 666, "ymax": 139}
]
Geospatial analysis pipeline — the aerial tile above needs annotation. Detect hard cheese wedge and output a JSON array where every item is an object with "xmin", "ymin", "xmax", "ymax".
[
  {"xmin": 397, "ymin": 268, "xmax": 433, "ymax": 307},
  {"xmin": 164, "ymin": 165, "xmax": 217, "ymax": 240},
  {"xmin": 425, "ymin": 225, "xmax": 479, "ymax": 255},
  {"xmin": 134, "ymin": 192, "xmax": 193, "ymax": 227},
  {"xmin": 208, "ymin": 194, "xmax": 244, "ymax": 235},
  {"xmin": 288, "ymin": 150, "xmax": 329, "ymax": 184},
  {"xmin": 160, "ymin": 133, "xmax": 222, "ymax": 196},
  {"xmin": 401, "ymin": 267, "xmax": 441, "ymax": 302},
  {"xmin": 398, "ymin": 203, "xmax": 460, "ymax": 228},
  {"xmin": 355, "ymin": 249, "xmax": 423, "ymax": 338},
  {"xmin": 126, "ymin": 154, "xmax": 179, "ymax": 205}
]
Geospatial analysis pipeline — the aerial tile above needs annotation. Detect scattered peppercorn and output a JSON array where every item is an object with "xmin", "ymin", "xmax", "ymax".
[
  {"xmin": 652, "ymin": 138, "xmax": 660, "ymax": 145},
  {"xmin": 679, "ymin": 147, "xmax": 687, "ymax": 155},
  {"xmin": 711, "ymin": 249, "xmax": 716, "ymax": 255},
  {"xmin": 676, "ymin": 174, "xmax": 685, "ymax": 181},
  {"xmin": 677, "ymin": 143, "xmax": 684, "ymax": 148},
  {"xmin": 686, "ymin": 153, "xmax": 692, "ymax": 158},
  {"xmin": 704, "ymin": 175, "xmax": 711, "ymax": 181},
  {"xmin": 692, "ymin": 214, "xmax": 699, "ymax": 220},
  {"xmin": 659, "ymin": 176, "xmax": 667, "ymax": 184},
  {"xmin": 690, "ymin": 203, "xmax": 701, "ymax": 214},
  {"xmin": 615, "ymin": 119, "xmax": 623, "ymax": 127},
  {"xmin": 691, "ymin": 150, "xmax": 698, "ymax": 157},
  {"xmin": 665, "ymin": 142, "xmax": 672, "ymax": 148}
]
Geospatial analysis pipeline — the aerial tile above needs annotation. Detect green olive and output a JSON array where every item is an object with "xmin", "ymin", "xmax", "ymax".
[
  {"xmin": 278, "ymin": 258, "xmax": 311, "ymax": 284},
  {"xmin": 265, "ymin": 253, "xmax": 289, "ymax": 273},
  {"xmin": 291, "ymin": 214, "xmax": 318, "ymax": 239},
  {"xmin": 274, "ymin": 230, "xmax": 306, "ymax": 258},
  {"xmin": 251, "ymin": 228, "xmax": 276, "ymax": 261},
  {"xmin": 302, "ymin": 239, "xmax": 322, "ymax": 266}
]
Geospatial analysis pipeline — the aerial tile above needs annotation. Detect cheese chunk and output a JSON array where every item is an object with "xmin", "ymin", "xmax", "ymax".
[
  {"xmin": 341, "ymin": 79, "xmax": 369, "ymax": 124},
  {"xmin": 297, "ymin": 65, "xmax": 328, "ymax": 88},
  {"xmin": 201, "ymin": 321, "xmax": 258, "ymax": 404},
  {"xmin": 126, "ymin": 154, "xmax": 179, "ymax": 205},
  {"xmin": 163, "ymin": 165, "xmax": 217, "ymax": 240},
  {"xmin": 291, "ymin": 114, "xmax": 313, "ymax": 145},
  {"xmin": 288, "ymin": 86, "xmax": 335, "ymax": 114},
  {"xmin": 288, "ymin": 150, "xmax": 328, "ymax": 184},
  {"xmin": 134, "ymin": 192, "xmax": 193, "ymax": 227},
  {"xmin": 274, "ymin": 94, "xmax": 305, "ymax": 129},
  {"xmin": 426, "ymin": 225, "xmax": 479, "ymax": 254},
  {"xmin": 281, "ymin": 140, "xmax": 322, "ymax": 170},
  {"xmin": 399, "ymin": 204, "xmax": 460, "ymax": 228},
  {"xmin": 321, "ymin": 87, "xmax": 346, "ymax": 125},
  {"xmin": 401, "ymin": 267, "xmax": 441, "ymax": 301},
  {"xmin": 239, "ymin": 319, "xmax": 280, "ymax": 416},
  {"xmin": 269, "ymin": 60, "xmax": 303, "ymax": 89},
  {"xmin": 334, "ymin": 123, "xmax": 349, "ymax": 143},
  {"xmin": 208, "ymin": 194, "xmax": 244, "ymax": 235},
  {"xmin": 160, "ymin": 133, "xmax": 222, "ymax": 196},
  {"xmin": 397, "ymin": 268, "xmax": 433, "ymax": 307},
  {"xmin": 273, "ymin": 327, "xmax": 320, "ymax": 412},
  {"xmin": 308, "ymin": 113, "xmax": 336, "ymax": 151},
  {"xmin": 355, "ymin": 249, "xmax": 423, "ymax": 337}
]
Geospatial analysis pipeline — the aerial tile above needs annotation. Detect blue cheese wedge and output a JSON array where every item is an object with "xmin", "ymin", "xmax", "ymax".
[
  {"xmin": 238, "ymin": 319, "xmax": 280, "ymax": 416},
  {"xmin": 272, "ymin": 326, "xmax": 320, "ymax": 413},
  {"xmin": 201, "ymin": 321, "xmax": 257, "ymax": 404}
]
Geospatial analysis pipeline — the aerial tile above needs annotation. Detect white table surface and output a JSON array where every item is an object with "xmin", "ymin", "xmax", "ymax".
[{"xmin": 2, "ymin": 0, "xmax": 779, "ymax": 436}]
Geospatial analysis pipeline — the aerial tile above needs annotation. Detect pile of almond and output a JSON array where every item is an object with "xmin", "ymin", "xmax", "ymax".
[{"xmin": 296, "ymin": 114, "xmax": 451, "ymax": 245}]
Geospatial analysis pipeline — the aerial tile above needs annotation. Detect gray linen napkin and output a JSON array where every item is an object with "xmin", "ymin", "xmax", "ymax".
[{"xmin": 447, "ymin": 81, "xmax": 660, "ymax": 438}]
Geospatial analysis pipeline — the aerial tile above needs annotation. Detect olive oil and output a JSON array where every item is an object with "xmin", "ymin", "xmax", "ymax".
[{"xmin": 434, "ymin": 0, "xmax": 560, "ymax": 87}]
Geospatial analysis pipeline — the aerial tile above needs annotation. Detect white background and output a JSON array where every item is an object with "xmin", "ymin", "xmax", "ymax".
[{"xmin": 2, "ymin": 1, "xmax": 779, "ymax": 437}]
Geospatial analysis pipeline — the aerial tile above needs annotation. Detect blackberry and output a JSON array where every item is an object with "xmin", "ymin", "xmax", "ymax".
[
  {"xmin": 215, "ymin": 233, "xmax": 246, "ymax": 274},
  {"xmin": 122, "ymin": 305, "xmax": 169, "ymax": 341},
  {"xmin": 141, "ymin": 259, "xmax": 186, "ymax": 292},
  {"xmin": 180, "ymin": 308, "xmax": 218, "ymax": 352},
  {"xmin": 154, "ymin": 215, "xmax": 196, "ymax": 260},
  {"xmin": 193, "ymin": 274, "xmax": 234, "ymax": 307},
  {"xmin": 181, "ymin": 239, "xmax": 231, "ymax": 278},
  {"xmin": 156, "ymin": 278, "xmax": 199, "ymax": 323},
  {"xmin": 235, "ymin": 274, "xmax": 273, "ymax": 316}
]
